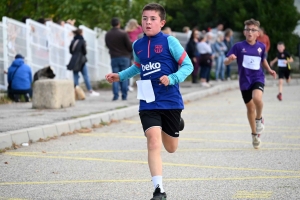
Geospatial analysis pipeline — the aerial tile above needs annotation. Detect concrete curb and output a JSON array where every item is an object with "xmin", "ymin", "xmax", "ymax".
[{"xmin": 0, "ymin": 82, "xmax": 239, "ymax": 150}]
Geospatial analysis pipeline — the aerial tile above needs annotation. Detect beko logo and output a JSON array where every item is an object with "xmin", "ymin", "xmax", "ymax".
[{"xmin": 141, "ymin": 62, "xmax": 161, "ymax": 76}]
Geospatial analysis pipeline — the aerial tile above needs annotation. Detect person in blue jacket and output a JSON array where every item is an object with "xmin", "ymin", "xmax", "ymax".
[
  {"xmin": 105, "ymin": 3, "xmax": 193, "ymax": 200},
  {"xmin": 7, "ymin": 54, "xmax": 32, "ymax": 102}
]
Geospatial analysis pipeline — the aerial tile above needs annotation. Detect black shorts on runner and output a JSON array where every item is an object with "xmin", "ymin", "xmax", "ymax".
[
  {"xmin": 139, "ymin": 109, "xmax": 182, "ymax": 138},
  {"xmin": 241, "ymin": 82, "xmax": 264, "ymax": 104},
  {"xmin": 278, "ymin": 67, "xmax": 290, "ymax": 79}
]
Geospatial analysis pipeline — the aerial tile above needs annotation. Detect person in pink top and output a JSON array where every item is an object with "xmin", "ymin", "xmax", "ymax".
[
  {"xmin": 125, "ymin": 19, "xmax": 144, "ymax": 91},
  {"xmin": 125, "ymin": 19, "xmax": 143, "ymax": 42}
]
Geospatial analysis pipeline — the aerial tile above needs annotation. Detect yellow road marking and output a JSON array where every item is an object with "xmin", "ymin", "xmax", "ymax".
[
  {"xmin": 283, "ymin": 135, "xmax": 300, "ymax": 139},
  {"xmin": 78, "ymin": 134, "xmax": 300, "ymax": 147},
  {"xmin": 0, "ymin": 176, "xmax": 299, "ymax": 186},
  {"xmin": 122, "ymin": 120, "xmax": 300, "ymax": 130},
  {"xmin": 8, "ymin": 147, "xmax": 300, "ymax": 155},
  {"xmin": 233, "ymin": 190, "xmax": 272, "ymax": 199},
  {"xmin": 5, "ymin": 153, "xmax": 300, "ymax": 174}
]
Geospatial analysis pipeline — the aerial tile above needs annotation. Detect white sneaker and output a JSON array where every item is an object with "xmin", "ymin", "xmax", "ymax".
[
  {"xmin": 128, "ymin": 86, "xmax": 134, "ymax": 92},
  {"xmin": 201, "ymin": 82, "xmax": 210, "ymax": 88},
  {"xmin": 256, "ymin": 117, "xmax": 264, "ymax": 134},
  {"xmin": 89, "ymin": 90, "xmax": 100, "ymax": 97},
  {"xmin": 252, "ymin": 134, "xmax": 261, "ymax": 149}
]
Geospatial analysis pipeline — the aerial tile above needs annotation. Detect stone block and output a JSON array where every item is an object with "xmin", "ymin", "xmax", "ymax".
[
  {"xmin": 27, "ymin": 127, "xmax": 44, "ymax": 142},
  {"xmin": 0, "ymin": 134, "xmax": 13, "ymax": 149},
  {"xmin": 32, "ymin": 79, "xmax": 75, "ymax": 109},
  {"xmin": 42, "ymin": 125, "xmax": 58, "ymax": 138},
  {"xmin": 56, "ymin": 122, "xmax": 71, "ymax": 135},
  {"xmin": 10, "ymin": 130, "xmax": 29, "ymax": 145},
  {"xmin": 68, "ymin": 120, "xmax": 81, "ymax": 132},
  {"xmin": 79, "ymin": 117, "xmax": 92, "ymax": 128}
]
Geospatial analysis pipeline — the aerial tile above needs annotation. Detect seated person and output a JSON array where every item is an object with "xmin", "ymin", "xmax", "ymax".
[{"xmin": 7, "ymin": 54, "xmax": 32, "ymax": 102}]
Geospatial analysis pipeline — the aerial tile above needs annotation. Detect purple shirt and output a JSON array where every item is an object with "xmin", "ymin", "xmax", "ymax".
[{"xmin": 227, "ymin": 41, "xmax": 265, "ymax": 91}]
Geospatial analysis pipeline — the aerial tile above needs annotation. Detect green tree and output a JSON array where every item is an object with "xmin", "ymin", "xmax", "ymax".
[{"xmin": 215, "ymin": 0, "xmax": 300, "ymax": 58}]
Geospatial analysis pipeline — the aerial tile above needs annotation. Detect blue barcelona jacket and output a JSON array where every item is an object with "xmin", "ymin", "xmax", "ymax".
[{"xmin": 119, "ymin": 31, "xmax": 193, "ymax": 111}]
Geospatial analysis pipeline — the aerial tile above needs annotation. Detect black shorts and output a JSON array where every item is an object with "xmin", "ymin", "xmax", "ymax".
[
  {"xmin": 139, "ymin": 109, "xmax": 182, "ymax": 138},
  {"xmin": 278, "ymin": 67, "xmax": 290, "ymax": 79},
  {"xmin": 241, "ymin": 82, "xmax": 264, "ymax": 104}
]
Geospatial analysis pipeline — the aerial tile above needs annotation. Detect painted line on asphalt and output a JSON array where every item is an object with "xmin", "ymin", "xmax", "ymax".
[
  {"xmin": 78, "ymin": 134, "xmax": 300, "ymax": 147},
  {"xmin": 283, "ymin": 135, "xmax": 300, "ymax": 139},
  {"xmin": 5, "ymin": 153, "xmax": 300, "ymax": 174},
  {"xmin": 232, "ymin": 190, "xmax": 272, "ymax": 199},
  {"xmin": 8, "ymin": 147, "xmax": 300, "ymax": 155},
  {"xmin": 0, "ymin": 176, "xmax": 299, "ymax": 186},
  {"xmin": 0, "ymin": 198, "xmax": 27, "ymax": 200}
]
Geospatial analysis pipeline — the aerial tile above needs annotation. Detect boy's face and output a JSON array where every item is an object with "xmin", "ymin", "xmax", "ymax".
[
  {"xmin": 142, "ymin": 10, "xmax": 166, "ymax": 36},
  {"xmin": 277, "ymin": 44, "xmax": 285, "ymax": 52},
  {"xmin": 243, "ymin": 25, "xmax": 259, "ymax": 43}
]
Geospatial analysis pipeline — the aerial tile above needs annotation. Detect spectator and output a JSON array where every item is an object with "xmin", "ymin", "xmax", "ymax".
[
  {"xmin": 105, "ymin": 17, "xmax": 132, "ymax": 101},
  {"xmin": 162, "ymin": 26, "xmax": 175, "ymax": 36},
  {"xmin": 257, "ymin": 27, "xmax": 270, "ymax": 59},
  {"xmin": 7, "ymin": 54, "xmax": 32, "ymax": 102},
  {"xmin": 186, "ymin": 29, "xmax": 200, "ymax": 83},
  {"xmin": 223, "ymin": 28, "xmax": 234, "ymax": 80},
  {"xmin": 213, "ymin": 32, "xmax": 227, "ymax": 81},
  {"xmin": 183, "ymin": 26, "xmax": 192, "ymax": 40},
  {"xmin": 197, "ymin": 34, "xmax": 213, "ymax": 87},
  {"xmin": 125, "ymin": 19, "xmax": 143, "ymax": 42},
  {"xmin": 67, "ymin": 28, "xmax": 99, "ymax": 97},
  {"xmin": 125, "ymin": 19, "xmax": 143, "ymax": 92},
  {"xmin": 205, "ymin": 32, "xmax": 215, "ymax": 83}
]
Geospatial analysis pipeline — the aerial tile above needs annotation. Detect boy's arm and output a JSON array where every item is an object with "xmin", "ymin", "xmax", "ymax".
[
  {"xmin": 262, "ymin": 59, "xmax": 276, "ymax": 79},
  {"xmin": 224, "ymin": 44, "xmax": 237, "ymax": 65},
  {"xmin": 224, "ymin": 54, "xmax": 236, "ymax": 65},
  {"xmin": 118, "ymin": 42, "xmax": 140, "ymax": 81},
  {"xmin": 270, "ymin": 57, "xmax": 278, "ymax": 67},
  {"xmin": 167, "ymin": 36, "xmax": 193, "ymax": 85}
]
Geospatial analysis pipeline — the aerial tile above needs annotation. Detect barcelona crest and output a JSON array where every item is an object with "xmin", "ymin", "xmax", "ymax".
[{"xmin": 154, "ymin": 45, "xmax": 163, "ymax": 53}]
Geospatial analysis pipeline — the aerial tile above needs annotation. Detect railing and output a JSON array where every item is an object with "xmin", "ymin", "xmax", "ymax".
[{"xmin": 0, "ymin": 17, "xmax": 111, "ymax": 90}]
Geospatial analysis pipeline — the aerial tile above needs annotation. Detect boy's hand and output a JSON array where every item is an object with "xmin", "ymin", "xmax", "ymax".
[
  {"xmin": 105, "ymin": 73, "xmax": 120, "ymax": 83},
  {"xmin": 268, "ymin": 69, "xmax": 277, "ymax": 79},
  {"xmin": 159, "ymin": 75, "xmax": 169, "ymax": 86},
  {"xmin": 227, "ymin": 54, "xmax": 237, "ymax": 61}
]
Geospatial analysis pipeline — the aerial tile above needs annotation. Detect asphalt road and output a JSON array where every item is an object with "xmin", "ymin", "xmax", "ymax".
[{"xmin": 0, "ymin": 84, "xmax": 299, "ymax": 200}]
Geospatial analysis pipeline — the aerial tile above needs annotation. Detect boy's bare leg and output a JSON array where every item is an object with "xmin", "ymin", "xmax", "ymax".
[
  {"xmin": 146, "ymin": 127, "xmax": 162, "ymax": 176},
  {"xmin": 245, "ymin": 100, "xmax": 256, "ymax": 133},
  {"xmin": 161, "ymin": 131, "xmax": 178, "ymax": 153},
  {"xmin": 278, "ymin": 79, "xmax": 283, "ymax": 93},
  {"xmin": 252, "ymin": 89, "xmax": 263, "ymax": 119}
]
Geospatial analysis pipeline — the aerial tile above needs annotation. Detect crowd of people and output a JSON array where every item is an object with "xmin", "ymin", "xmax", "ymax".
[{"xmin": 186, "ymin": 24, "xmax": 235, "ymax": 87}]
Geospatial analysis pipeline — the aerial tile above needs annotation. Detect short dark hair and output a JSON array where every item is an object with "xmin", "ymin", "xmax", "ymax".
[
  {"xmin": 244, "ymin": 18, "xmax": 260, "ymax": 27},
  {"xmin": 277, "ymin": 41, "xmax": 285, "ymax": 45},
  {"xmin": 72, "ymin": 28, "xmax": 83, "ymax": 35},
  {"xmin": 111, "ymin": 17, "xmax": 120, "ymax": 27},
  {"xmin": 142, "ymin": 3, "xmax": 166, "ymax": 20}
]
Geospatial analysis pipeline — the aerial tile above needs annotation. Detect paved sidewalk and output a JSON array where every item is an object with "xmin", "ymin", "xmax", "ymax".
[{"xmin": 0, "ymin": 78, "xmax": 298, "ymax": 150}]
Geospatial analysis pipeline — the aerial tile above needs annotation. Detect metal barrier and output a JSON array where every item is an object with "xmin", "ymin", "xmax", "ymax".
[
  {"xmin": 0, "ymin": 17, "xmax": 113, "ymax": 89},
  {"xmin": 0, "ymin": 22, "xmax": 5, "ymax": 89}
]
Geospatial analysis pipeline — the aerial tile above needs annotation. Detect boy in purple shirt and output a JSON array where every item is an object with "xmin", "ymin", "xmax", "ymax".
[{"xmin": 224, "ymin": 19, "xmax": 276, "ymax": 149}]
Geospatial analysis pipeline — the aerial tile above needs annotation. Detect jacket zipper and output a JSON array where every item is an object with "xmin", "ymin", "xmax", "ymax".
[{"xmin": 148, "ymin": 38, "xmax": 151, "ymax": 58}]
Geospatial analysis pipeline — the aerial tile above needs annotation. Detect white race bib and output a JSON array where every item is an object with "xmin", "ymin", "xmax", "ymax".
[
  {"xmin": 136, "ymin": 80, "xmax": 155, "ymax": 103},
  {"xmin": 278, "ymin": 59, "xmax": 286, "ymax": 67},
  {"xmin": 242, "ymin": 55, "xmax": 261, "ymax": 70}
]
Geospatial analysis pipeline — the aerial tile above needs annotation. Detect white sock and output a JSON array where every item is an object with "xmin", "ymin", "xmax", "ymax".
[{"xmin": 152, "ymin": 176, "xmax": 164, "ymax": 193}]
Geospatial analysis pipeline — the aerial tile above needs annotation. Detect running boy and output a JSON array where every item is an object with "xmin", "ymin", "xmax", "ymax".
[
  {"xmin": 224, "ymin": 19, "xmax": 276, "ymax": 149},
  {"xmin": 105, "ymin": 3, "xmax": 193, "ymax": 200},
  {"xmin": 270, "ymin": 42, "xmax": 293, "ymax": 101}
]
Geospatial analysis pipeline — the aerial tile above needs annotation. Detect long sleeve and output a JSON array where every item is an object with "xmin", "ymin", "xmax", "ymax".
[{"xmin": 167, "ymin": 36, "xmax": 193, "ymax": 85}]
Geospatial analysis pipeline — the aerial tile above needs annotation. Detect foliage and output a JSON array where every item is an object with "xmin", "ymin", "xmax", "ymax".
[{"xmin": 1, "ymin": 0, "xmax": 300, "ymax": 58}]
